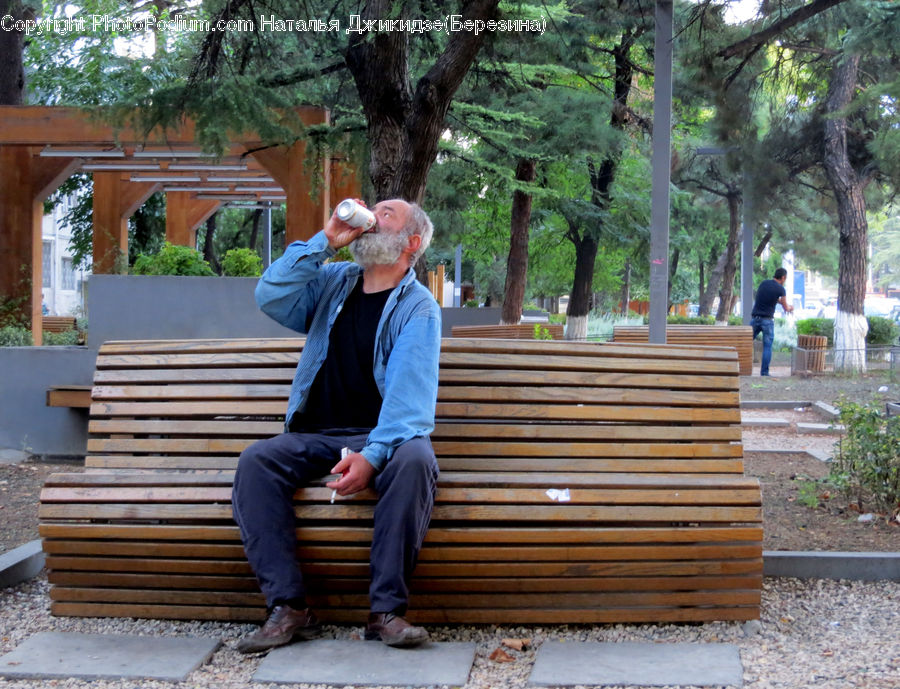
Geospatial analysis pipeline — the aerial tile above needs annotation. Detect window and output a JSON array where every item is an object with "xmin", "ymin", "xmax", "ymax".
[
  {"xmin": 42, "ymin": 242, "xmax": 53, "ymax": 287},
  {"xmin": 61, "ymin": 257, "xmax": 75, "ymax": 290}
]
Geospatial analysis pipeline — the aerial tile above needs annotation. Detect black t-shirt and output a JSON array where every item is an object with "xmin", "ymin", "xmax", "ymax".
[
  {"xmin": 292, "ymin": 280, "xmax": 392, "ymax": 432},
  {"xmin": 752, "ymin": 279, "xmax": 786, "ymax": 318}
]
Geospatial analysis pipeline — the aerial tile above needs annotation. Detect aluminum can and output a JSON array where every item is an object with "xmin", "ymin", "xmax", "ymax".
[{"xmin": 335, "ymin": 199, "xmax": 376, "ymax": 231}]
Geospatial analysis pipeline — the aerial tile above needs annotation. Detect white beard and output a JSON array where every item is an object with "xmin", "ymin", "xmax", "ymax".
[{"xmin": 350, "ymin": 230, "xmax": 409, "ymax": 268}]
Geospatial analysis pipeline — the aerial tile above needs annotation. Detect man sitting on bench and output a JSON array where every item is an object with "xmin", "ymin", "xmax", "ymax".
[{"xmin": 233, "ymin": 199, "xmax": 441, "ymax": 653}]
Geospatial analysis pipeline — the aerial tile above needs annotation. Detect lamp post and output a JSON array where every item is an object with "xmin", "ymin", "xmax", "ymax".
[{"xmin": 648, "ymin": 0, "xmax": 674, "ymax": 343}]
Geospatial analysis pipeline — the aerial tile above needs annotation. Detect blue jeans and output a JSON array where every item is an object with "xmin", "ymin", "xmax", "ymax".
[
  {"xmin": 751, "ymin": 316, "xmax": 775, "ymax": 376},
  {"xmin": 232, "ymin": 432, "xmax": 438, "ymax": 614}
]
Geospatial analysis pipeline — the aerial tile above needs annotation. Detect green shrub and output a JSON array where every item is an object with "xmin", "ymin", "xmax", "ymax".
[
  {"xmin": 222, "ymin": 248, "xmax": 264, "ymax": 277},
  {"xmin": 866, "ymin": 316, "xmax": 899, "ymax": 346},
  {"xmin": 796, "ymin": 316, "xmax": 899, "ymax": 347},
  {"xmin": 132, "ymin": 242, "xmax": 216, "ymax": 276},
  {"xmin": 548, "ymin": 313, "xmax": 566, "ymax": 324},
  {"xmin": 533, "ymin": 324, "xmax": 554, "ymax": 340},
  {"xmin": 0, "ymin": 326, "xmax": 33, "ymax": 346},
  {"xmin": 796, "ymin": 318, "xmax": 835, "ymax": 345},
  {"xmin": 830, "ymin": 400, "xmax": 900, "ymax": 516},
  {"xmin": 661, "ymin": 315, "xmax": 714, "ymax": 325},
  {"xmin": 42, "ymin": 330, "xmax": 80, "ymax": 346}
]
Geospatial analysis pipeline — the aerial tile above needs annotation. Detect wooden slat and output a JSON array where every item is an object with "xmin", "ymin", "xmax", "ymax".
[{"xmin": 46, "ymin": 385, "xmax": 92, "ymax": 408}]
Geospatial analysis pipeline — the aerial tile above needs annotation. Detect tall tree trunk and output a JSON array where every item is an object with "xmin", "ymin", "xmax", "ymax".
[
  {"xmin": 566, "ymin": 229, "xmax": 599, "ymax": 340},
  {"xmin": 698, "ymin": 253, "xmax": 705, "ymax": 308},
  {"xmin": 700, "ymin": 247, "xmax": 726, "ymax": 316},
  {"xmin": 500, "ymin": 158, "xmax": 536, "ymax": 325},
  {"xmin": 715, "ymin": 192, "xmax": 742, "ymax": 323},
  {"xmin": 344, "ymin": 0, "xmax": 499, "ymax": 286},
  {"xmin": 823, "ymin": 54, "xmax": 868, "ymax": 372},
  {"xmin": 621, "ymin": 260, "xmax": 631, "ymax": 314},
  {"xmin": 247, "ymin": 208, "xmax": 262, "ymax": 252},
  {"xmin": 565, "ymin": 28, "xmax": 640, "ymax": 340},
  {"xmin": 668, "ymin": 248, "xmax": 680, "ymax": 313},
  {"xmin": 203, "ymin": 215, "xmax": 220, "ymax": 275},
  {"xmin": 0, "ymin": 0, "xmax": 25, "ymax": 105},
  {"xmin": 346, "ymin": 0, "xmax": 499, "ymax": 205}
]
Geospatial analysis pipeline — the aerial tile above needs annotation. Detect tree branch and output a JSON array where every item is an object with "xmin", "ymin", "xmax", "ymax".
[
  {"xmin": 717, "ymin": 0, "xmax": 848, "ymax": 60},
  {"xmin": 259, "ymin": 60, "xmax": 346, "ymax": 88}
]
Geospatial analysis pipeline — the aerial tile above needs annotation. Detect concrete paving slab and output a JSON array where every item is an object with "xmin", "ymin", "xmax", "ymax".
[
  {"xmin": 764, "ymin": 550, "xmax": 900, "ymax": 581},
  {"xmin": 797, "ymin": 422, "xmax": 844, "ymax": 434},
  {"xmin": 740, "ymin": 400, "xmax": 812, "ymax": 409},
  {"xmin": 0, "ymin": 540, "xmax": 44, "ymax": 588},
  {"xmin": 0, "ymin": 632, "xmax": 220, "ymax": 681},
  {"xmin": 253, "ymin": 640, "xmax": 476, "ymax": 686},
  {"xmin": 740, "ymin": 415, "xmax": 790, "ymax": 427},
  {"xmin": 529, "ymin": 641, "xmax": 743, "ymax": 687},
  {"xmin": 812, "ymin": 400, "xmax": 840, "ymax": 419}
]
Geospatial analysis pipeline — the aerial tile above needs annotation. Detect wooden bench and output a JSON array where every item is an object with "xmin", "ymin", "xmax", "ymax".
[
  {"xmin": 451, "ymin": 323, "xmax": 565, "ymax": 340},
  {"xmin": 612, "ymin": 325, "xmax": 754, "ymax": 376},
  {"xmin": 42, "ymin": 316, "xmax": 78, "ymax": 333},
  {"xmin": 39, "ymin": 337, "xmax": 761, "ymax": 624}
]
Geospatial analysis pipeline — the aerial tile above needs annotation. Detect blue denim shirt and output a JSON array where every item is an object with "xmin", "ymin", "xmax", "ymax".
[{"xmin": 254, "ymin": 230, "xmax": 442, "ymax": 471}]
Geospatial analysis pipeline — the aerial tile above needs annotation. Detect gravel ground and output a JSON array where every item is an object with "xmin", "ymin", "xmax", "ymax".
[{"xmin": 0, "ymin": 575, "xmax": 898, "ymax": 689}]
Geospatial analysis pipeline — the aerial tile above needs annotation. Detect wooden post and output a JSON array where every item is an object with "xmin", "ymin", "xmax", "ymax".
[
  {"xmin": 93, "ymin": 176, "xmax": 160, "ymax": 273},
  {"xmin": 165, "ymin": 192, "xmax": 219, "ymax": 248},
  {"xmin": 0, "ymin": 146, "xmax": 77, "ymax": 344},
  {"xmin": 92, "ymin": 173, "xmax": 129, "ymax": 274},
  {"xmin": 436, "ymin": 264, "xmax": 445, "ymax": 306},
  {"xmin": 252, "ymin": 141, "xmax": 329, "ymax": 245}
]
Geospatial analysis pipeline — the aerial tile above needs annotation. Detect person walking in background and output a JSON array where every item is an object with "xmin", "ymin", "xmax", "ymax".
[{"xmin": 750, "ymin": 267, "xmax": 794, "ymax": 376}]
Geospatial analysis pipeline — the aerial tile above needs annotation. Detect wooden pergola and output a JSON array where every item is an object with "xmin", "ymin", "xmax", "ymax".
[{"xmin": 0, "ymin": 106, "xmax": 360, "ymax": 344}]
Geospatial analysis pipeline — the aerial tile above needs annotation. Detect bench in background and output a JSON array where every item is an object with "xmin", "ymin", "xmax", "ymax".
[
  {"xmin": 42, "ymin": 316, "xmax": 78, "ymax": 333},
  {"xmin": 39, "ymin": 337, "xmax": 761, "ymax": 624},
  {"xmin": 612, "ymin": 325, "xmax": 754, "ymax": 376}
]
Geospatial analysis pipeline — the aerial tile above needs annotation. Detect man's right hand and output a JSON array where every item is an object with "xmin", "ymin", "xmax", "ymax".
[{"xmin": 324, "ymin": 199, "xmax": 369, "ymax": 251}]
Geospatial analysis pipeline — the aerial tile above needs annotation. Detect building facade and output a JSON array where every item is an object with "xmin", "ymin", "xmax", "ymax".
[{"xmin": 41, "ymin": 194, "xmax": 90, "ymax": 317}]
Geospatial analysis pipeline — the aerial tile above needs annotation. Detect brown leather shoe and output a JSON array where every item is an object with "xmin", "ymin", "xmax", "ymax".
[
  {"xmin": 237, "ymin": 605, "xmax": 321, "ymax": 654},
  {"xmin": 365, "ymin": 612, "xmax": 429, "ymax": 648}
]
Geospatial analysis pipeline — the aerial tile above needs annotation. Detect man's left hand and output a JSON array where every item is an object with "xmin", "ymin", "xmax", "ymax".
[{"xmin": 327, "ymin": 452, "xmax": 376, "ymax": 497}]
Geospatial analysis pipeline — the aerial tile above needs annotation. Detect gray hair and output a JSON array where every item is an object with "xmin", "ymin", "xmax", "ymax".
[{"xmin": 404, "ymin": 203, "xmax": 434, "ymax": 264}]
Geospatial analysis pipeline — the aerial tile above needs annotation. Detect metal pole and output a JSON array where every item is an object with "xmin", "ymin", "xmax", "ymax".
[
  {"xmin": 649, "ymin": 0, "xmax": 674, "ymax": 344},
  {"xmin": 454, "ymin": 244, "xmax": 462, "ymax": 307},
  {"xmin": 262, "ymin": 202, "xmax": 272, "ymax": 269},
  {"xmin": 741, "ymin": 175, "xmax": 754, "ymax": 325}
]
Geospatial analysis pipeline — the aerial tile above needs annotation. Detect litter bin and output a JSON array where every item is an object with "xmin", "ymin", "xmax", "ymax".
[{"xmin": 797, "ymin": 334, "xmax": 828, "ymax": 372}]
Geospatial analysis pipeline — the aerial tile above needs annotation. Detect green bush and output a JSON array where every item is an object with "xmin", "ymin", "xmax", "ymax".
[
  {"xmin": 866, "ymin": 316, "xmax": 899, "ymax": 346},
  {"xmin": 0, "ymin": 326, "xmax": 33, "ymax": 346},
  {"xmin": 661, "ymin": 315, "xmax": 715, "ymax": 325},
  {"xmin": 796, "ymin": 316, "xmax": 899, "ymax": 347},
  {"xmin": 42, "ymin": 330, "xmax": 80, "ymax": 346},
  {"xmin": 830, "ymin": 400, "xmax": 900, "ymax": 516},
  {"xmin": 533, "ymin": 324, "xmax": 554, "ymax": 340},
  {"xmin": 132, "ymin": 242, "xmax": 216, "ymax": 276},
  {"xmin": 795, "ymin": 317, "xmax": 834, "ymax": 344},
  {"xmin": 221, "ymin": 248, "xmax": 264, "ymax": 277}
]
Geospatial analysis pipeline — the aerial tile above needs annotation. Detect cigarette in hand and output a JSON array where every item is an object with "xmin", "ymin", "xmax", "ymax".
[{"xmin": 331, "ymin": 447, "xmax": 351, "ymax": 504}]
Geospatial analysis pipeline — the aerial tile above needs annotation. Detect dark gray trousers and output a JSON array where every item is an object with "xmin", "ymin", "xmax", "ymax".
[{"xmin": 232, "ymin": 432, "xmax": 438, "ymax": 614}]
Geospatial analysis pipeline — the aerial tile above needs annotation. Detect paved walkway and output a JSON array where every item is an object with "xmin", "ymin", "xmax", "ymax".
[{"xmin": 0, "ymin": 633, "xmax": 744, "ymax": 687}]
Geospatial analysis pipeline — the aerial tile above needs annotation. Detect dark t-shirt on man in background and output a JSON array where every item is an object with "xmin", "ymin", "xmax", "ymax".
[{"xmin": 752, "ymin": 279, "xmax": 787, "ymax": 319}]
